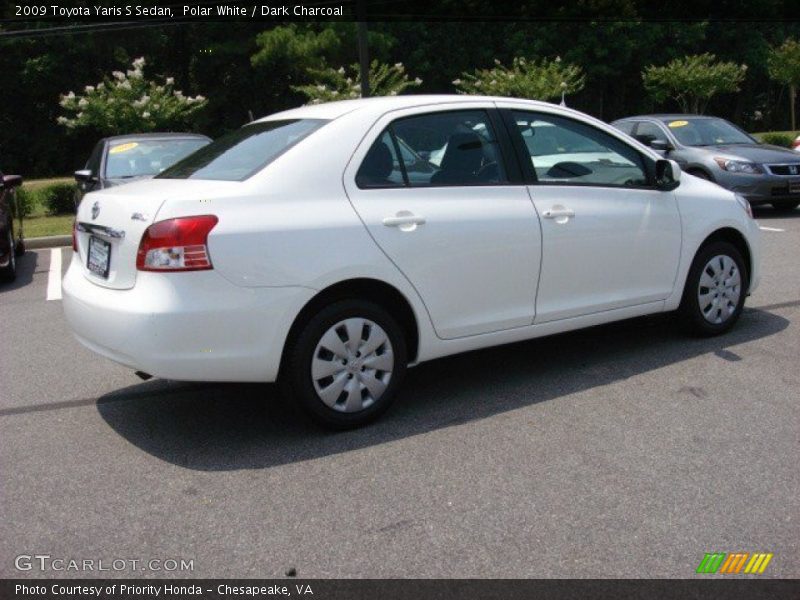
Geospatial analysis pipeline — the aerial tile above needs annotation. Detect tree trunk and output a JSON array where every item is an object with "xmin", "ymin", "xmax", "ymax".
[{"xmin": 791, "ymin": 84, "xmax": 797, "ymax": 132}]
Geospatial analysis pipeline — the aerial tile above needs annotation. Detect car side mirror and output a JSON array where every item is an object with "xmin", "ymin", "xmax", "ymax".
[
  {"xmin": 74, "ymin": 169, "xmax": 95, "ymax": 183},
  {"xmin": 650, "ymin": 139, "xmax": 673, "ymax": 152},
  {"xmin": 655, "ymin": 159, "xmax": 681, "ymax": 190},
  {"xmin": 2, "ymin": 174, "xmax": 22, "ymax": 189}
]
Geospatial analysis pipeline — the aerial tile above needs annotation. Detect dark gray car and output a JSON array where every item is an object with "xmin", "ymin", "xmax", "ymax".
[
  {"xmin": 611, "ymin": 114, "xmax": 800, "ymax": 211},
  {"xmin": 74, "ymin": 132, "xmax": 211, "ymax": 206}
]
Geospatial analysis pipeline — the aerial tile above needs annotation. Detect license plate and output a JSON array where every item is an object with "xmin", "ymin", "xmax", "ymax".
[
  {"xmin": 790, "ymin": 179, "xmax": 800, "ymax": 195},
  {"xmin": 87, "ymin": 235, "xmax": 111, "ymax": 278}
]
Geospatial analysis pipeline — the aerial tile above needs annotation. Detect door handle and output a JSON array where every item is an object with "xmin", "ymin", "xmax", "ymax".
[
  {"xmin": 382, "ymin": 212, "xmax": 426, "ymax": 230},
  {"xmin": 542, "ymin": 207, "xmax": 575, "ymax": 219}
]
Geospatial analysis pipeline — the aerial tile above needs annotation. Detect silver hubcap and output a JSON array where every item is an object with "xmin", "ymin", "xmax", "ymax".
[
  {"xmin": 311, "ymin": 318, "xmax": 394, "ymax": 413},
  {"xmin": 698, "ymin": 254, "xmax": 741, "ymax": 324}
]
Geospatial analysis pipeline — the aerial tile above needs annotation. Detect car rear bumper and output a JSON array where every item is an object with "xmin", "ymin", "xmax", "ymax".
[{"xmin": 62, "ymin": 255, "xmax": 315, "ymax": 382}]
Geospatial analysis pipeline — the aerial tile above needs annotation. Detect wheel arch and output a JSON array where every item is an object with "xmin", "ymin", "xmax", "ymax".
[
  {"xmin": 686, "ymin": 166, "xmax": 716, "ymax": 182},
  {"xmin": 279, "ymin": 278, "xmax": 420, "ymax": 376},
  {"xmin": 696, "ymin": 227, "xmax": 752, "ymax": 283}
]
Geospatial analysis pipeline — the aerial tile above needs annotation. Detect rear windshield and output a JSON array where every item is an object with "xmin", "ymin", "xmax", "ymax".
[
  {"xmin": 157, "ymin": 119, "xmax": 327, "ymax": 181},
  {"xmin": 105, "ymin": 138, "xmax": 209, "ymax": 179}
]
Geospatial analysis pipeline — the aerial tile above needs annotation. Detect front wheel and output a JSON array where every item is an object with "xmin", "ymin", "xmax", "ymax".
[
  {"xmin": 678, "ymin": 241, "xmax": 748, "ymax": 336},
  {"xmin": 284, "ymin": 299, "xmax": 407, "ymax": 429}
]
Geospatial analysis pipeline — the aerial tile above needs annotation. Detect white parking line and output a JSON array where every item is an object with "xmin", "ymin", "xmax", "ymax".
[
  {"xmin": 759, "ymin": 226, "xmax": 785, "ymax": 232},
  {"xmin": 46, "ymin": 248, "xmax": 62, "ymax": 301}
]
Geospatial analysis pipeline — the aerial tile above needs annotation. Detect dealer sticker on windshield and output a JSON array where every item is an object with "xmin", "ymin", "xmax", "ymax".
[
  {"xmin": 109, "ymin": 142, "xmax": 138, "ymax": 154},
  {"xmin": 668, "ymin": 120, "xmax": 689, "ymax": 128}
]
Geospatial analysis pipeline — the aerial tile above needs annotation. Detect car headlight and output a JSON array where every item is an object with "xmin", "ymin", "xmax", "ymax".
[
  {"xmin": 735, "ymin": 193, "xmax": 754, "ymax": 219},
  {"xmin": 714, "ymin": 157, "xmax": 763, "ymax": 175}
]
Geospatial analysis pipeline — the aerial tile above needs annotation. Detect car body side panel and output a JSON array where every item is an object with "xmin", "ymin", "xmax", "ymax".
[{"xmin": 663, "ymin": 174, "xmax": 761, "ymax": 311}]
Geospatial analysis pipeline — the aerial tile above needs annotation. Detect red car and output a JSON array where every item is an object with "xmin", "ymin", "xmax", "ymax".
[{"xmin": 1, "ymin": 169, "xmax": 24, "ymax": 281}]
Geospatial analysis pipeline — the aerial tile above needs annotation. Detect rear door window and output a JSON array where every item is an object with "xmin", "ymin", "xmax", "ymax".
[{"xmin": 356, "ymin": 110, "xmax": 509, "ymax": 188}]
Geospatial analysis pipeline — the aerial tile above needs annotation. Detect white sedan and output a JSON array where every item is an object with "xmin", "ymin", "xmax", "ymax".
[{"xmin": 63, "ymin": 95, "xmax": 761, "ymax": 428}]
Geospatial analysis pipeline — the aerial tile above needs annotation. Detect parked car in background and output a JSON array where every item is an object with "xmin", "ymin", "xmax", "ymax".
[
  {"xmin": 63, "ymin": 96, "xmax": 760, "ymax": 429},
  {"xmin": 74, "ymin": 133, "xmax": 211, "ymax": 206},
  {"xmin": 612, "ymin": 115, "xmax": 800, "ymax": 211},
  {"xmin": 0, "ymin": 168, "xmax": 24, "ymax": 281},
  {"xmin": 792, "ymin": 134, "xmax": 800, "ymax": 152}
]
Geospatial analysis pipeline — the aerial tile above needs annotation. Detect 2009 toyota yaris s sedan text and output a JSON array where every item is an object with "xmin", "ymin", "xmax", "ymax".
[{"xmin": 62, "ymin": 95, "xmax": 761, "ymax": 428}]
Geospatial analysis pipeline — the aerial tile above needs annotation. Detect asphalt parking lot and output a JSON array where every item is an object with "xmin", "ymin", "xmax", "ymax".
[{"xmin": 0, "ymin": 208, "xmax": 798, "ymax": 579}]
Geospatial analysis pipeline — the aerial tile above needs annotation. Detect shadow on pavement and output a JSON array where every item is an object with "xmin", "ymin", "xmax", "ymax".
[
  {"xmin": 96, "ymin": 307, "xmax": 789, "ymax": 471},
  {"xmin": 0, "ymin": 250, "xmax": 38, "ymax": 293},
  {"xmin": 753, "ymin": 206, "xmax": 800, "ymax": 220}
]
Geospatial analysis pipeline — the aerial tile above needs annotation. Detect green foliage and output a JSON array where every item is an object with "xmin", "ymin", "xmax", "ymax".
[
  {"xmin": 293, "ymin": 60, "xmax": 422, "ymax": 104},
  {"xmin": 453, "ymin": 56, "xmax": 585, "ymax": 101},
  {"xmin": 9, "ymin": 188, "xmax": 34, "ymax": 220},
  {"xmin": 642, "ymin": 53, "xmax": 747, "ymax": 114},
  {"xmin": 768, "ymin": 39, "xmax": 800, "ymax": 86},
  {"xmin": 58, "ymin": 57, "xmax": 207, "ymax": 135},
  {"xmin": 759, "ymin": 132, "xmax": 795, "ymax": 147},
  {"xmin": 41, "ymin": 182, "xmax": 78, "ymax": 215},
  {"xmin": 251, "ymin": 24, "xmax": 340, "ymax": 70}
]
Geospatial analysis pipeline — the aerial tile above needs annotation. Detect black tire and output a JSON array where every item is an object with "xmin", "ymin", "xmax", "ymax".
[
  {"xmin": 771, "ymin": 200, "xmax": 800, "ymax": 212},
  {"xmin": 0, "ymin": 226, "xmax": 17, "ymax": 282},
  {"xmin": 284, "ymin": 299, "xmax": 407, "ymax": 429},
  {"xmin": 678, "ymin": 241, "xmax": 748, "ymax": 336}
]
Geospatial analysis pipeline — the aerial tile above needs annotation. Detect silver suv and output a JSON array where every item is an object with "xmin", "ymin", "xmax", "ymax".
[{"xmin": 612, "ymin": 115, "xmax": 800, "ymax": 212}]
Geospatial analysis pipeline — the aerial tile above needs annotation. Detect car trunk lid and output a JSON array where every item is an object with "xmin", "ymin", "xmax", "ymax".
[{"xmin": 74, "ymin": 179, "xmax": 230, "ymax": 290}]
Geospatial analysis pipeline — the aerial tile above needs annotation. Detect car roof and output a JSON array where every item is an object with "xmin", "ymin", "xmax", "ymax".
[
  {"xmin": 253, "ymin": 95, "xmax": 562, "ymax": 122},
  {"xmin": 102, "ymin": 132, "xmax": 211, "ymax": 143},
  {"xmin": 615, "ymin": 114, "xmax": 716, "ymax": 122}
]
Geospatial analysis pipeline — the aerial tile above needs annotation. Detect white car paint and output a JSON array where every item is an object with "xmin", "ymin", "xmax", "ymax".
[{"xmin": 62, "ymin": 95, "xmax": 761, "ymax": 384}]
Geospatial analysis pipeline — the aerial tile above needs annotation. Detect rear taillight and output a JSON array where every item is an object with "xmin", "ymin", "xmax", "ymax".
[
  {"xmin": 136, "ymin": 215, "xmax": 218, "ymax": 272},
  {"xmin": 72, "ymin": 221, "xmax": 78, "ymax": 251}
]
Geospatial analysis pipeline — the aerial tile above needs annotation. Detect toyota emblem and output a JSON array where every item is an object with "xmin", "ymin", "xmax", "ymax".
[{"xmin": 91, "ymin": 201, "xmax": 100, "ymax": 220}]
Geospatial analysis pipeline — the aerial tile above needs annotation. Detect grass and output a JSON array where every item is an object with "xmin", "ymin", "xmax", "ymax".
[
  {"xmin": 23, "ymin": 214, "xmax": 74, "ymax": 238},
  {"xmin": 23, "ymin": 177, "xmax": 73, "ymax": 193},
  {"xmin": 19, "ymin": 177, "xmax": 75, "ymax": 237}
]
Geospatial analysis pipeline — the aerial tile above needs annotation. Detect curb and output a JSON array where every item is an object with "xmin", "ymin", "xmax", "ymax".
[{"xmin": 24, "ymin": 235, "xmax": 72, "ymax": 250}]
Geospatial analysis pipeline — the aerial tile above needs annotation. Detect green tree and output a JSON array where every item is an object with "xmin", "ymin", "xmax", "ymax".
[
  {"xmin": 642, "ymin": 53, "xmax": 747, "ymax": 114},
  {"xmin": 58, "ymin": 57, "xmax": 207, "ymax": 134},
  {"xmin": 768, "ymin": 39, "xmax": 800, "ymax": 131},
  {"xmin": 293, "ymin": 60, "xmax": 421, "ymax": 104},
  {"xmin": 453, "ymin": 56, "xmax": 585, "ymax": 102}
]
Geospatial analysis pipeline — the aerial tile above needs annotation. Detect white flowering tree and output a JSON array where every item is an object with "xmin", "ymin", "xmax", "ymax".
[
  {"xmin": 58, "ymin": 57, "xmax": 207, "ymax": 134},
  {"xmin": 454, "ymin": 57, "xmax": 585, "ymax": 102},
  {"xmin": 293, "ymin": 60, "xmax": 421, "ymax": 104}
]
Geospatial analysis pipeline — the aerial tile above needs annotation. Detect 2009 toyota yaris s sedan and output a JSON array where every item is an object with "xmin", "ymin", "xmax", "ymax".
[{"xmin": 63, "ymin": 95, "xmax": 761, "ymax": 428}]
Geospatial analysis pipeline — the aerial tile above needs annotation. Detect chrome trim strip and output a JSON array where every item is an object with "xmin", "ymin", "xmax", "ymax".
[{"xmin": 76, "ymin": 222, "xmax": 126, "ymax": 239}]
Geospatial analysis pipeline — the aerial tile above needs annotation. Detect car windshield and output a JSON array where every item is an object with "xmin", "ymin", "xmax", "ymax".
[
  {"xmin": 104, "ymin": 138, "xmax": 209, "ymax": 179},
  {"xmin": 157, "ymin": 119, "xmax": 327, "ymax": 181},
  {"xmin": 660, "ymin": 118, "xmax": 755, "ymax": 147}
]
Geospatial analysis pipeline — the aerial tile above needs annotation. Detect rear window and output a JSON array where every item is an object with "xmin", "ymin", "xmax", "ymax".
[
  {"xmin": 105, "ymin": 138, "xmax": 209, "ymax": 179},
  {"xmin": 157, "ymin": 119, "xmax": 327, "ymax": 181}
]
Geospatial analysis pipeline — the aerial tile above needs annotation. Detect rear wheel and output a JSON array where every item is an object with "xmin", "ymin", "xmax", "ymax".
[
  {"xmin": 771, "ymin": 200, "xmax": 800, "ymax": 212},
  {"xmin": 0, "ymin": 226, "xmax": 17, "ymax": 282},
  {"xmin": 285, "ymin": 299, "xmax": 407, "ymax": 429},
  {"xmin": 678, "ymin": 241, "xmax": 747, "ymax": 336}
]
